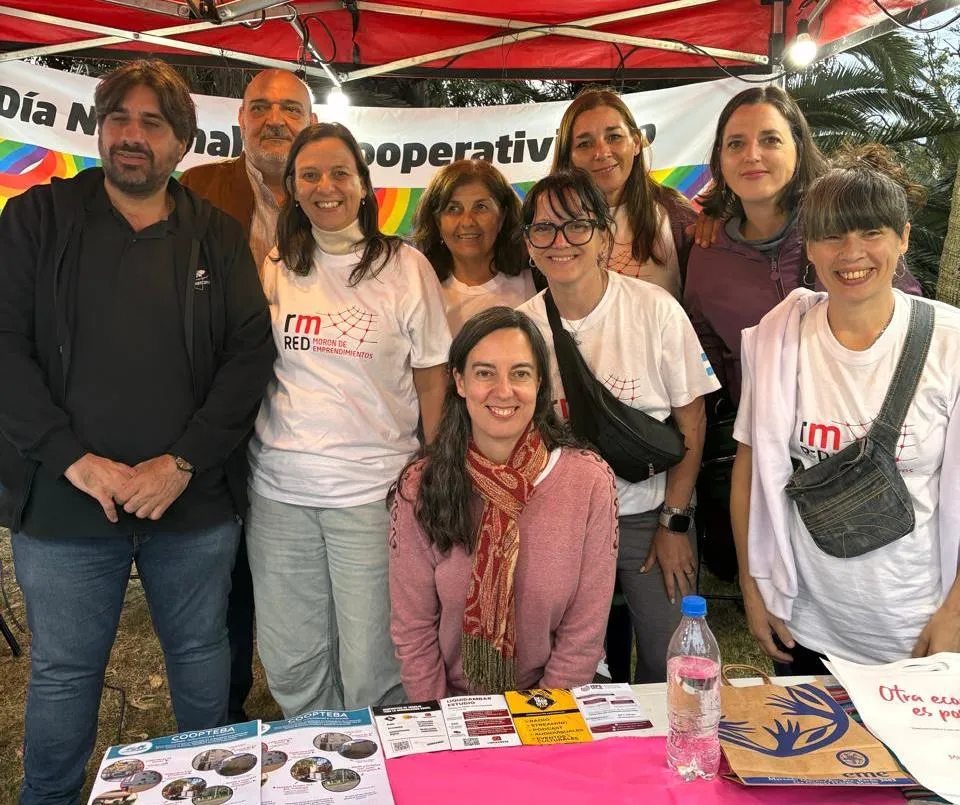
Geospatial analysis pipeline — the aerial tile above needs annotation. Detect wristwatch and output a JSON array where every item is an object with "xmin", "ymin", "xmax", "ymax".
[
  {"xmin": 658, "ymin": 504, "xmax": 695, "ymax": 533},
  {"xmin": 173, "ymin": 456, "xmax": 196, "ymax": 475}
]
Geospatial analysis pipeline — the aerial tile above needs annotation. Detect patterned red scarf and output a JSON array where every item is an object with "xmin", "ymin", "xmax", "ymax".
[{"xmin": 461, "ymin": 424, "xmax": 548, "ymax": 693}]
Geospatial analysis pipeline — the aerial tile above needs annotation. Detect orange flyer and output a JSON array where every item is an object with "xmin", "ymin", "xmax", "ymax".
[{"xmin": 504, "ymin": 688, "xmax": 593, "ymax": 746}]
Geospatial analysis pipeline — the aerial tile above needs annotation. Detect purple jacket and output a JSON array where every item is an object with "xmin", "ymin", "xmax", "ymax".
[{"xmin": 682, "ymin": 218, "xmax": 922, "ymax": 406}]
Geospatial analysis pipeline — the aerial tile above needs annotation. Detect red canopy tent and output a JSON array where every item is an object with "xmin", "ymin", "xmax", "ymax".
[{"xmin": 0, "ymin": 0, "xmax": 956, "ymax": 85}]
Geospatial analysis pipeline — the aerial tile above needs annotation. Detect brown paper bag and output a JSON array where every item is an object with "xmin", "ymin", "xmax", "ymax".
[{"xmin": 718, "ymin": 667, "xmax": 913, "ymax": 787}]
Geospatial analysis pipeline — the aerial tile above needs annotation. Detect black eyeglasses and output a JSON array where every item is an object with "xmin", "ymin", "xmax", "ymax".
[{"xmin": 524, "ymin": 219, "xmax": 598, "ymax": 248}]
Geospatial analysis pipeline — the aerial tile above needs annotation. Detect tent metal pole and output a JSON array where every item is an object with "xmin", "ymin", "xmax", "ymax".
[
  {"xmin": 101, "ymin": 0, "xmax": 191, "ymax": 16},
  {"xmin": 343, "ymin": 19, "xmax": 766, "ymax": 83},
  {"xmin": 356, "ymin": 0, "xmax": 721, "ymax": 30},
  {"xmin": 217, "ymin": 0, "xmax": 291, "ymax": 22},
  {"xmin": 540, "ymin": 28, "xmax": 767, "ymax": 65},
  {"xmin": 806, "ymin": 0, "xmax": 836, "ymax": 24},
  {"xmin": 0, "ymin": 17, "xmax": 265, "ymax": 61},
  {"xmin": 815, "ymin": 0, "xmax": 960, "ymax": 60},
  {"xmin": 288, "ymin": 17, "xmax": 342, "ymax": 86},
  {"xmin": 0, "ymin": 5, "xmax": 333, "ymax": 78}
]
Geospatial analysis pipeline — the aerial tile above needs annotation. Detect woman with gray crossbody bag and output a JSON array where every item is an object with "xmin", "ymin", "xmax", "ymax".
[{"xmin": 730, "ymin": 146, "xmax": 960, "ymax": 676}]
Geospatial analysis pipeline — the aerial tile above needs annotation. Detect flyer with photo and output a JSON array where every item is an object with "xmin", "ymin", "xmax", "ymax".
[
  {"xmin": 572, "ymin": 683, "xmax": 654, "ymax": 738},
  {"xmin": 260, "ymin": 708, "xmax": 395, "ymax": 804},
  {"xmin": 504, "ymin": 688, "xmax": 592, "ymax": 746},
  {"xmin": 87, "ymin": 720, "xmax": 261, "ymax": 805},
  {"xmin": 372, "ymin": 701, "xmax": 451, "ymax": 759},
  {"xmin": 440, "ymin": 694, "xmax": 522, "ymax": 750}
]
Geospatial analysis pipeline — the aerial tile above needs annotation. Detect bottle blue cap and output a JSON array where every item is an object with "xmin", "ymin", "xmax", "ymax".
[{"xmin": 681, "ymin": 595, "xmax": 707, "ymax": 617}]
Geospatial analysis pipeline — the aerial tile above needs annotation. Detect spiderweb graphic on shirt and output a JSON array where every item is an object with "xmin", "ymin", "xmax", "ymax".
[
  {"xmin": 602, "ymin": 374, "xmax": 646, "ymax": 403},
  {"xmin": 319, "ymin": 306, "xmax": 380, "ymax": 347},
  {"xmin": 838, "ymin": 417, "xmax": 918, "ymax": 464}
]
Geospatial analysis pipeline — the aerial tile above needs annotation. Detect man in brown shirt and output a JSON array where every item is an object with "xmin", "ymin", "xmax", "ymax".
[
  {"xmin": 180, "ymin": 68, "xmax": 316, "ymax": 721},
  {"xmin": 181, "ymin": 69, "xmax": 318, "ymax": 271}
]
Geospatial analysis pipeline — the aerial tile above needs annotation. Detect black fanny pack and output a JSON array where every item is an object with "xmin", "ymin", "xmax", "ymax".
[
  {"xmin": 783, "ymin": 298, "xmax": 933, "ymax": 558},
  {"xmin": 543, "ymin": 289, "xmax": 686, "ymax": 482}
]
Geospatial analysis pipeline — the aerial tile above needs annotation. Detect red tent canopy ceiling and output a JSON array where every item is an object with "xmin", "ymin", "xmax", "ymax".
[{"xmin": 0, "ymin": 0, "xmax": 955, "ymax": 81}]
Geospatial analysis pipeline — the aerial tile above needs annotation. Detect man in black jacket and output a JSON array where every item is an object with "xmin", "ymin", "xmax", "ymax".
[{"xmin": 0, "ymin": 60, "xmax": 275, "ymax": 805}]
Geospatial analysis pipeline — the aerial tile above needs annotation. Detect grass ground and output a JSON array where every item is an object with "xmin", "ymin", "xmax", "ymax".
[{"xmin": 0, "ymin": 529, "xmax": 765, "ymax": 802}]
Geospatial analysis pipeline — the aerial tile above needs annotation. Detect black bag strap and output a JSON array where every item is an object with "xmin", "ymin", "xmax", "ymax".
[
  {"xmin": 869, "ymin": 298, "xmax": 934, "ymax": 454},
  {"xmin": 542, "ymin": 289, "xmax": 601, "ymax": 440}
]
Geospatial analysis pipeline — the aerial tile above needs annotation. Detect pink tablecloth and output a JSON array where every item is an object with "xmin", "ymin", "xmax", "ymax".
[{"xmin": 385, "ymin": 736, "xmax": 906, "ymax": 805}]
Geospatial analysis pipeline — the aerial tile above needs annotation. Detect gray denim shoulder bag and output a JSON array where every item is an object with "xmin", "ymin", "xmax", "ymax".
[{"xmin": 783, "ymin": 297, "xmax": 934, "ymax": 559}]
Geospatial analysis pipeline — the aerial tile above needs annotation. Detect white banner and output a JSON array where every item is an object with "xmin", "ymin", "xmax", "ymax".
[{"xmin": 0, "ymin": 59, "xmax": 744, "ymax": 227}]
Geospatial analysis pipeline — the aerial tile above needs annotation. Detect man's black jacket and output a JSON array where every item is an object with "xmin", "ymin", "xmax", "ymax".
[{"xmin": 0, "ymin": 168, "xmax": 276, "ymax": 531}]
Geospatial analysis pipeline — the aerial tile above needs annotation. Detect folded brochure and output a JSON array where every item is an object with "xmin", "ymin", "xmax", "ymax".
[
  {"xmin": 572, "ymin": 683, "xmax": 654, "ymax": 738},
  {"xmin": 260, "ymin": 708, "xmax": 394, "ymax": 804},
  {"xmin": 504, "ymin": 688, "xmax": 593, "ymax": 745},
  {"xmin": 440, "ymin": 694, "xmax": 522, "ymax": 750},
  {"xmin": 88, "ymin": 720, "xmax": 261, "ymax": 805},
  {"xmin": 372, "ymin": 701, "xmax": 451, "ymax": 758}
]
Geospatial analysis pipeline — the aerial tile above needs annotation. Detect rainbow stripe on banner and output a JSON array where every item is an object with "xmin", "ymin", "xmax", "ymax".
[
  {"xmin": 1, "ymin": 138, "xmax": 711, "ymax": 233},
  {"xmin": 0, "ymin": 140, "xmax": 99, "ymax": 209}
]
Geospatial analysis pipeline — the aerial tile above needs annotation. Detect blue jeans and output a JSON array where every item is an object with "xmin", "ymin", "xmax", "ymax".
[
  {"xmin": 246, "ymin": 490, "xmax": 403, "ymax": 716},
  {"xmin": 12, "ymin": 519, "xmax": 241, "ymax": 805}
]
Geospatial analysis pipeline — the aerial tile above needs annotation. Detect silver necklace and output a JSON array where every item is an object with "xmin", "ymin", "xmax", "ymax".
[
  {"xmin": 561, "ymin": 271, "xmax": 609, "ymax": 346},
  {"xmin": 869, "ymin": 305, "xmax": 896, "ymax": 347}
]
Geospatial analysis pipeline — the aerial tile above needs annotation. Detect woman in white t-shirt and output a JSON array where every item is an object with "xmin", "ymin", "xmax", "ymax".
[
  {"xmin": 551, "ymin": 88, "xmax": 696, "ymax": 298},
  {"xmin": 731, "ymin": 146, "xmax": 960, "ymax": 674},
  {"xmin": 246, "ymin": 123, "xmax": 452, "ymax": 716},
  {"xmin": 412, "ymin": 159, "xmax": 536, "ymax": 335},
  {"xmin": 517, "ymin": 169, "xmax": 721, "ymax": 683}
]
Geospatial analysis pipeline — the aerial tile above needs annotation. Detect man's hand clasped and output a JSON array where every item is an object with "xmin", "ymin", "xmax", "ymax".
[{"xmin": 65, "ymin": 452, "xmax": 192, "ymax": 522}]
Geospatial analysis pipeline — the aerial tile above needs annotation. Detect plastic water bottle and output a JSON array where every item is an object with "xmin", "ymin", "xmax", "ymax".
[{"xmin": 666, "ymin": 595, "xmax": 721, "ymax": 781}]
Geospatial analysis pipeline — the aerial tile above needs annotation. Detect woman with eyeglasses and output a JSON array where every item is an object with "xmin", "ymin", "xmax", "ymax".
[
  {"xmin": 516, "ymin": 169, "xmax": 720, "ymax": 683},
  {"xmin": 245, "ymin": 123, "xmax": 451, "ymax": 716},
  {"xmin": 411, "ymin": 159, "xmax": 536, "ymax": 335},
  {"xmin": 551, "ymin": 87, "xmax": 696, "ymax": 298}
]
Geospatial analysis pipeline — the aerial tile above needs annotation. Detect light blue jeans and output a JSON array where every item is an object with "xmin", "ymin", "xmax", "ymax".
[
  {"xmin": 12, "ymin": 520, "xmax": 241, "ymax": 805},
  {"xmin": 246, "ymin": 490, "xmax": 403, "ymax": 716}
]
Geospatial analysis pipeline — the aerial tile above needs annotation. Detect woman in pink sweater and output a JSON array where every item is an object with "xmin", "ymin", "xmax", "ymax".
[{"xmin": 389, "ymin": 306, "xmax": 619, "ymax": 700}]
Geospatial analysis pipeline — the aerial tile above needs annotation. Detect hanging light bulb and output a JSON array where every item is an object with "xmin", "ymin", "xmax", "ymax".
[
  {"xmin": 326, "ymin": 87, "xmax": 350, "ymax": 108},
  {"xmin": 787, "ymin": 19, "xmax": 818, "ymax": 67}
]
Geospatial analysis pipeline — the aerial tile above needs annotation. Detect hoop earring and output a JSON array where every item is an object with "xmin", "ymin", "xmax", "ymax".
[
  {"xmin": 528, "ymin": 256, "xmax": 537, "ymax": 268},
  {"xmin": 802, "ymin": 262, "xmax": 815, "ymax": 288},
  {"xmin": 894, "ymin": 261, "xmax": 905, "ymax": 280}
]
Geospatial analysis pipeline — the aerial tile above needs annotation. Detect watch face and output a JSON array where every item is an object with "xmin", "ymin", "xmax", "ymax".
[{"xmin": 667, "ymin": 514, "xmax": 691, "ymax": 533}]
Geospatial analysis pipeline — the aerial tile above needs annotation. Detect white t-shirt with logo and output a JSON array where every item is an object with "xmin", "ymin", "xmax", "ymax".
[
  {"xmin": 517, "ymin": 271, "xmax": 720, "ymax": 515},
  {"xmin": 736, "ymin": 290, "xmax": 960, "ymax": 662},
  {"xmin": 441, "ymin": 271, "xmax": 537, "ymax": 336},
  {"xmin": 249, "ymin": 241, "xmax": 452, "ymax": 508}
]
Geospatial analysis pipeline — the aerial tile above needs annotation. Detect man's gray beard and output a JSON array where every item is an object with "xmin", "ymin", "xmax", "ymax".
[{"xmin": 245, "ymin": 143, "xmax": 288, "ymax": 180}]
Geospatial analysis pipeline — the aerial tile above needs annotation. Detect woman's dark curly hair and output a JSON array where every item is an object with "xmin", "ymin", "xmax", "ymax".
[
  {"xmin": 396, "ymin": 306, "xmax": 580, "ymax": 554},
  {"xmin": 276, "ymin": 122, "xmax": 401, "ymax": 283},
  {"xmin": 411, "ymin": 159, "xmax": 528, "ymax": 282}
]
